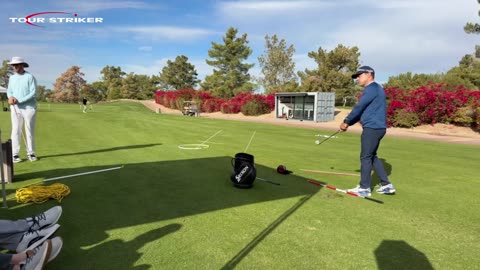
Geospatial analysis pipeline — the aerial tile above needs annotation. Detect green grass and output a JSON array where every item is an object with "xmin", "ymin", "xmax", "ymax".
[{"xmin": 1, "ymin": 101, "xmax": 479, "ymax": 269}]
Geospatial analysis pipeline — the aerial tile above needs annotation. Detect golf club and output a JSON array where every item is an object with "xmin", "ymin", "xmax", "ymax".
[
  {"xmin": 256, "ymin": 177, "xmax": 280, "ymax": 186},
  {"xmin": 0, "ymin": 129, "xmax": 8, "ymax": 208},
  {"xmin": 315, "ymin": 130, "xmax": 341, "ymax": 145},
  {"xmin": 300, "ymin": 169, "xmax": 360, "ymax": 177},
  {"xmin": 308, "ymin": 179, "xmax": 384, "ymax": 204}
]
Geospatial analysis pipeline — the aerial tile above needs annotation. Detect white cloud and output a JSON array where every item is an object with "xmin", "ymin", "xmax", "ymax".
[
  {"xmin": 138, "ymin": 46, "xmax": 153, "ymax": 52},
  {"xmin": 0, "ymin": 44, "xmax": 77, "ymax": 88},
  {"xmin": 188, "ymin": 58, "xmax": 213, "ymax": 81},
  {"xmin": 112, "ymin": 26, "xmax": 218, "ymax": 42},
  {"xmin": 322, "ymin": 0, "xmax": 478, "ymax": 80},
  {"xmin": 122, "ymin": 58, "xmax": 169, "ymax": 77},
  {"xmin": 218, "ymin": 0, "xmax": 334, "ymax": 13},
  {"xmin": 56, "ymin": 1, "xmax": 154, "ymax": 13},
  {"xmin": 121, "ymin": 57, "xmax": 214, "ymax": 82},
  {"xmin": 81, "ymin": 65, "xmax": 104, "ymax": 83},
  {"xmin": 215, "ymin": 0, "xmax": 479, "ymax": 82},
  {"xmin": 3, "ymin": 0, "xmax": 478, "ymax": 88}
]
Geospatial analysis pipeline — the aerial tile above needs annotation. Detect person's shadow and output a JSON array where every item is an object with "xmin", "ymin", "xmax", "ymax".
[
  {"xmin": 61, "ymin": 223, "xmax": 182, "ymax": 269},
  {"xmin": 371, "ymin": 158, "xmax": 392, "ymax": 187},
  {"xmin": 375, "ymin": 240, "xmax": 434, "ymax": 270}
]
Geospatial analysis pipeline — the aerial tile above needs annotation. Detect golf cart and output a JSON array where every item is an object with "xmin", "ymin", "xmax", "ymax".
[{"xmin": 182, "ymin": 101, "xmax": 199, "ymax": 117}]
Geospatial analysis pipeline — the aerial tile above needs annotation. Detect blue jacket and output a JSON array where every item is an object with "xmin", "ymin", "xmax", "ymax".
[{"xmin": 344, "ymin": 82, "xmax": 387, "ymax": 129}]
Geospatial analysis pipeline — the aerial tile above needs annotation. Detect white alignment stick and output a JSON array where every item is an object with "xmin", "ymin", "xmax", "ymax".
[{"xmin": 43, "ymin": 166, "xmax": 123, "ymax": 182}]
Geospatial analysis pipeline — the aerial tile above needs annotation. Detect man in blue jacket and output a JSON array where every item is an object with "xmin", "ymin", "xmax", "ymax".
[
  {"xmin": 339, "ymin": 66, "xmax": 396, "ymax": 196},
  {"xmin": 7, "ymin": 57, "xmax": 38, "ymax": 163}
]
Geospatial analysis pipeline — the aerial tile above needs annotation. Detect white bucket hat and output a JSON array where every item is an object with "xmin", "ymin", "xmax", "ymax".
[{"xmin": 8, "ymin": 56, "xmax": 29, "ymax": 68}]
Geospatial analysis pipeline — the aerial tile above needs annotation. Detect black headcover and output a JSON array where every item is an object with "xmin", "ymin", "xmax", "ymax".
[
  {"xmin": 277, "ymin": 165, "xmax": 292, "ymax": 175},
  {"xmin": 230, "ymin": 153, "xmax": 256, "ymax": 188}
]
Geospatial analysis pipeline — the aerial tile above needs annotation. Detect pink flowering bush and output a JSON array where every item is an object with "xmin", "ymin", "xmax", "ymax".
[
  {"xmin": 155, "ymin": 85, "xmax": 479, "ymax": 129},
  {"xmin": 385, "ymin": 84, "xmax": 480, "ymax": 128},
  {"xmin": 155, "ymin": 90, "xmax": 274, "ymax": 114}
]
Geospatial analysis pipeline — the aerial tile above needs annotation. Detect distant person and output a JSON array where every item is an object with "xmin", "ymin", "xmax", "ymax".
[
  {"xmin": 6, "ymin": 57, "xmax": 38, "ymax": 163},
  {"xmin": 340, "ymin": 66, "xmax": 396, "ymax": 197},
  {"xmin": 82, "ymin": 97, "xmax": 87, "ymax": 113},
  {"xmin": 0, "ymin": 206, "xmax": 63, "ymax": 270}
]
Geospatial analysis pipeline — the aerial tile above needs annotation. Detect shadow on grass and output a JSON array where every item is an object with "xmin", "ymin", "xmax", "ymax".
[
  {"xmin": 375, "ymin": 240, "xmax": 433, "ymax": 270},
  {"xmin": 79, "ymin": 223, "xmax": 182, "ymax": 270},
  {"xmin": 5, "ymin": 156, "xmax": 322, "ymax": 269},
  {"xmin": 221, "ymin": 194, "xmax": 314, "ymax": 270},
  {"xmin": 38, "ymin": 144, "xmax": 161, "ymax": 160},
  {"xmin": 372, "ymin": 158, "xmax": 392, "ymax": 187}
]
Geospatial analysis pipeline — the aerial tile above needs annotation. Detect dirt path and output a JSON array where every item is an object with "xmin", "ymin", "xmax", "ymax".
[{"xmin": 133, "ymin": 99, "xmax": 480, "ymax": 146}]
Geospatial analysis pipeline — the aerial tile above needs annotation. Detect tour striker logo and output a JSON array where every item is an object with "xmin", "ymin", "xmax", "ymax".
[{"xmin": 9, "ymin": 12, "xmax": 103, "ymax": 27}]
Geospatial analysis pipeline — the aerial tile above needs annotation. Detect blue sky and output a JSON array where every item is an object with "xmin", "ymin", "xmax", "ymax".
[{"xmin": 1, "ymin": 0, "xmax": 478, "ymax": 88}]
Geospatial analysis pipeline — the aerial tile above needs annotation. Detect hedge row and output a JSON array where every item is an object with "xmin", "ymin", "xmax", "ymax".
[
  {"xmin": 155, "ymin": 85, "xmax": 480, "ymax": 128},
  {"xmin": 385, "ymin": 84, "xmax": 480, "ymax": 128},
  {"xmin": 155, "ymin": 88, "xmax": 275, "ymax": 116}
]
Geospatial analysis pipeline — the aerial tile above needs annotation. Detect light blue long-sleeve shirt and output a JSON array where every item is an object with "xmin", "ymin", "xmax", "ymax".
[{"xmin": 7, "ymin": 71, "xmax": 37, "ymax": 109}]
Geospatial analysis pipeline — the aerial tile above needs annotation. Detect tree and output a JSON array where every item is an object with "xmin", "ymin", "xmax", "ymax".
[
  {"xmin": 88, "ymin": 81, "xmax": 108, "ymax": 102},
  {"xmin": 50, "ymin": 66, "xmax": 86, "ymax": 103},
  {"xmin": 135, "ymin": 74, "xmax": 158, "ymax": 100},
  {"xmin": 464, "ymin": 0, "xmax": 480, "ymax": 34},
  {"xmin": 0, "ymin": 60, "xmax": 13, "ymax": 88},
  {"xmin": 101, "ymin": 66, "xmax": 126, "ymax": 100},
  {"xmin": 158, "ymin": 55, "xmax": 200, "ymax": 90},
  {"xmin": 257, "ymin": 34, "xmax": 297, "ymax": 94},
  {"xmin": 384, "ymin": 72, "xmax": 442, "ymax": 90},
  {"xmin": 464, "ymin": 22, "xmax": 480, "ymax": 34},
  {"xmin": 453, "ymin": 1, "xmax": 480, "ymax": 89},
  {"xmin": 36, "ymin": 85, "xmax": 51, "ymax": 102},
  {"xmin": 298, "ymin": 44, "xmax": 360, "ymax": 103},
  {"xmin": 0, "ymin": 60, "xmax": 13, "ymax": 103},
  {"xmin": 446, "ymin": 55, "xmax": 480, "ymax": 89},
  {"xmin": 201, "ymin": 27, "xmax": 255, "ymax": 98},
  {"xmin": 465, "ymin": 1, "xmax": 480, "ymax": 57},
  {"xmin": 120, "ymin": 73, "xmax": 157, "ymax": 100}
]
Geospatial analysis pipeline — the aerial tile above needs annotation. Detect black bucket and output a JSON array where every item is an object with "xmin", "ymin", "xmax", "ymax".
[{"xmin": 230, "ymin": 153, "xmax": 256, "ymax": 188}]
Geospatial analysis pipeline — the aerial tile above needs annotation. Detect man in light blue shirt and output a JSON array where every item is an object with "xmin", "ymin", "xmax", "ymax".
[{"xmin": 7, "ymin": 57, "xmax": 38, "ymax": 163}]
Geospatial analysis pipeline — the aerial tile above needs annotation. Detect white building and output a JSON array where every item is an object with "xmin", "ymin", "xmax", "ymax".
[{"xmin": 275, "ymin": 92, "xmax": 335, "ymax": 122}]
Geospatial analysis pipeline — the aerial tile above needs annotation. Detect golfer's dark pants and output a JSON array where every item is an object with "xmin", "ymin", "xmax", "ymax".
[
  {"xmin": 0, "ymin": 254, "xmax": 14, "ymax": 270},
  {"xmin": 359, "ymin": 128, "xmax": 390, "ymax": 189}
]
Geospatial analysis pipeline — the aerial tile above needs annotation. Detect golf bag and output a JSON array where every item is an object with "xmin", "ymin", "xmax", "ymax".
[{"xmin": 230, "ymin": 153, "xmax": 256, "ymax": 188}]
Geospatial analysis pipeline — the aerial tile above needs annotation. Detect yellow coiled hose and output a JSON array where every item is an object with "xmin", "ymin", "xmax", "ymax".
[{"xmin": 15, "ymin": 183, "xmax": 71, "ymax": 203}]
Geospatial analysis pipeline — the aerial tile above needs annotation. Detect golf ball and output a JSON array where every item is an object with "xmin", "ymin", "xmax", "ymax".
[{"xmin": 315, "ymin": 140, "xmax": 320, "ymax": 144}]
